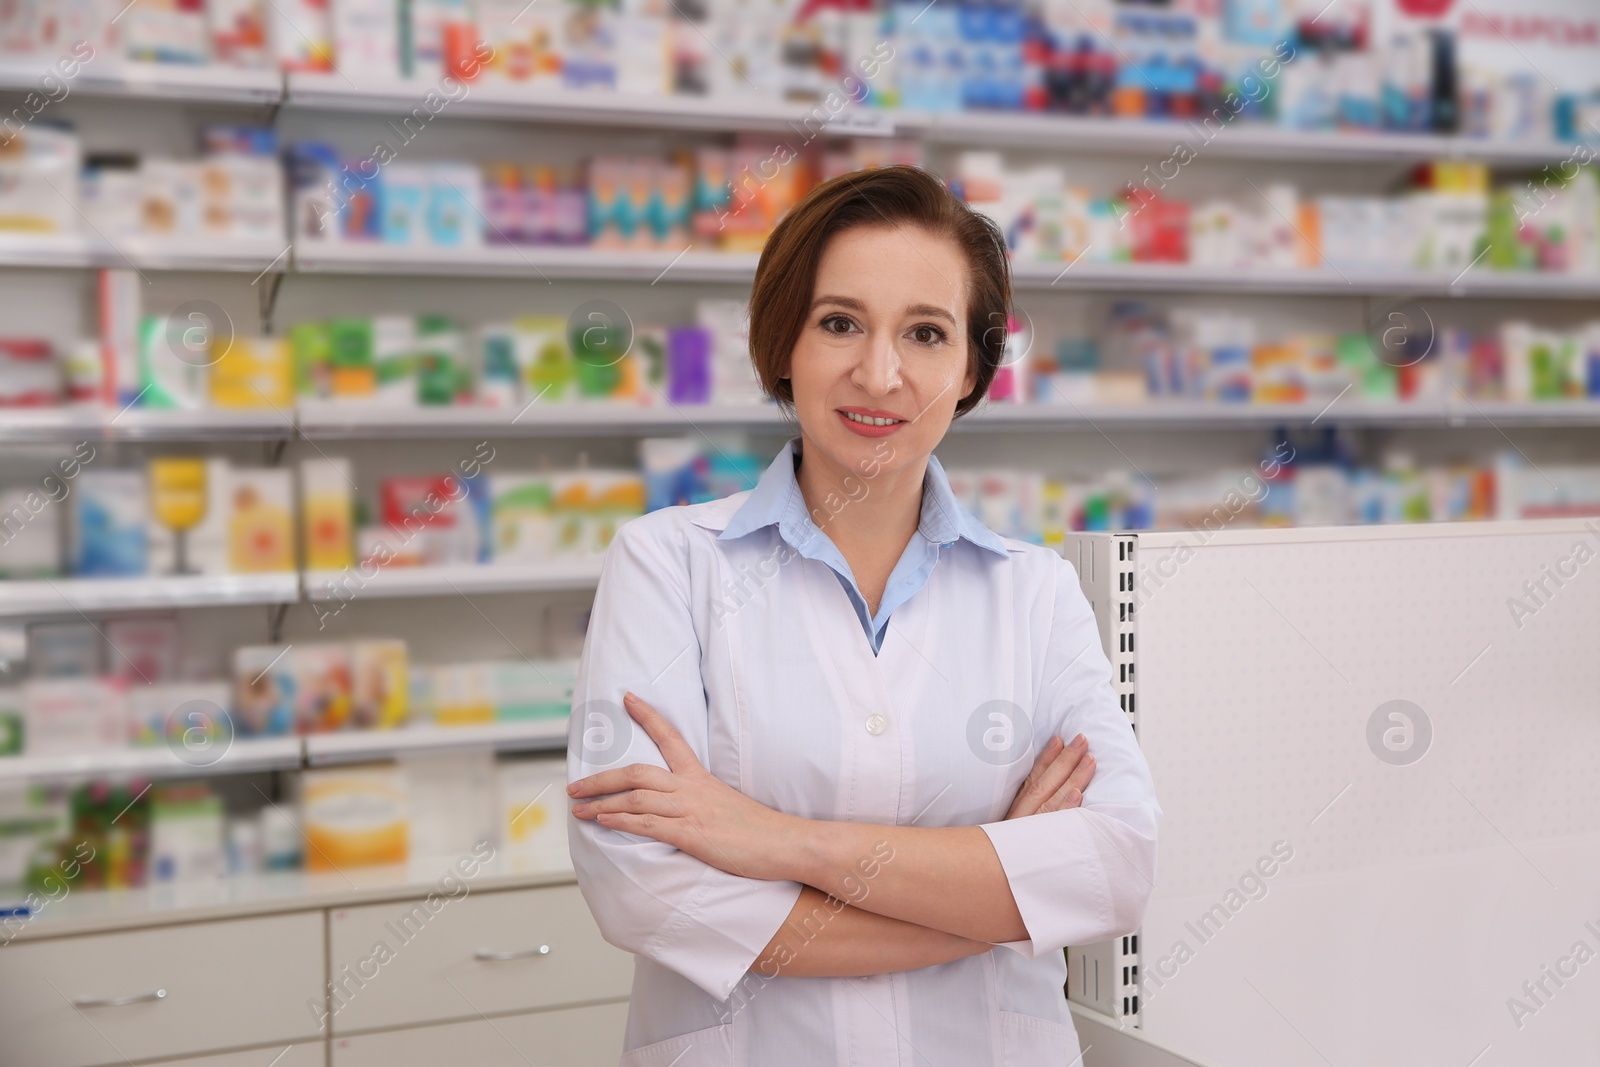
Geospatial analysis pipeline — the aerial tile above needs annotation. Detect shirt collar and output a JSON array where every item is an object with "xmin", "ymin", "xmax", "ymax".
[{"xmin": 718, "ymin": 436, "xmax": 1011, "ymax": 558}]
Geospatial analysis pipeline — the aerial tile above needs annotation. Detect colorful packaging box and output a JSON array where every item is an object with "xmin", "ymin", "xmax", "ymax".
[
  {"xmin": 0, "ymin": 487, "xmax": 61, "ymax": 577},
  {"xmin": 127, "ymin": 680, "xmax": 231, "ymax": 748},
  {"xmin": 71, "ymin": 470, "xmax": 148, "ymax": 577},
  {"xmin": 233, "ymin": 644, "xmax": 295, "ymax": 737},
  {"xmin": 300, "ymin": 765, "xmax": 409, "ymax": 870},
  {"xmin": 21, "ymin": 678, "xmax": 127, "ymax": 756},
  {"xmin": 489, "ymin": 474, "xmax": 554, "ymax": 563},
  {"xmin": 104, "ymin": 618, "xmax": 179, "ymax": 685},
  {"xmin": 293, "ymin": 643, "xmax": 353, "ymax": 733},
  {"xmin": 301, "ymin": 456, "xmax": 355, "ymax": 570},
  {"xmin": 211, "ymin": 336, "xmax": 293, "ymax": 409},
  {"xmin": 225, "ymin": 469, "xmax": 294, "ymax": 573},
  {"xmin": 351, "ymin": 639, "xmax": 408, "ymax": 730},
  {"xmin": 496, "ymin": 757, "xmax": 569, "ymax": 871}
]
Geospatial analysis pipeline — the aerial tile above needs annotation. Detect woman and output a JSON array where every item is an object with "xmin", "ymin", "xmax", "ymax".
[{"xmin": 566, "ymin": 164, "xmax": 1161, "ymax": 1066}]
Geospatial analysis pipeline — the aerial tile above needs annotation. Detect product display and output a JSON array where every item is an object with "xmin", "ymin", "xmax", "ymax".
[
  {"xmin": 958, "ymin": 153, "xmax": 1600, "ymax": 278},
  {"xmin": 7, "ymin": 2, "xmax": 1593, "ymax": 152}
]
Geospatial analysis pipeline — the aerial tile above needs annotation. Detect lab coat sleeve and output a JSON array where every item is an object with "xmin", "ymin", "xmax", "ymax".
[
  {"xmin": 978, "ymin": 553, "xmax": 1161, "ymax": 957},
  {"xmin": 566, "ymin": 515, "xmax": 804, "ymax": 1002}
]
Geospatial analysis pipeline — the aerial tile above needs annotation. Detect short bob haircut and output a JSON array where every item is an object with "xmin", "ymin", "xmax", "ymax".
[{"xmin": 748, "ymin": 163, "xmax": 1012, "ymax": 419}]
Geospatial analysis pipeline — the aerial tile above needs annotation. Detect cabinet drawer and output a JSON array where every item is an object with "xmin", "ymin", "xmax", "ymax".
[
  {"xmin": 332, "ymin": 1001, "xmax": 628, "ymax": 1067},
  {"xmin": 327, "ymin": 882, "xmax": 632, "ymax": 1033},
  {"xmin": 140, "ymin": 1042, "xmax": 323, "ymax": 1067},
  {"xmin": 0, "ymin": 911, "xmax": 324, "ymax": 1067}
]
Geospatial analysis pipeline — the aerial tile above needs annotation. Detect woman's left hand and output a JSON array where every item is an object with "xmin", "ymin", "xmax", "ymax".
[{"xmin": 568, "ymin": 692, "xmax": 801, "ymax": 882}]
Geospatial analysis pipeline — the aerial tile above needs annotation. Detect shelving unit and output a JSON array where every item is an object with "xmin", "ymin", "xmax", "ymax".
[
  {"xmin": 302, "ymin": 719, "xmax": 570, "ymax": 766},
  {"xmin": 0, "ymin": 232, "xmax": 289, "ymax": 274},
  {"xmin": 0, "ymin": 59, "xmax": 280, "ymax": 104},
  {"xmin": 0, "ymin": 723, "xmax": 570, "ymax": 784},
  {"xmin": 0, "ymin": 573, "xmax": 300, "ymax": 618},
  {"xmin": 303, "ymin": 559, "xmax": 606, "ymax": 601},
  {"xmin": 0, "ymin": 736, "xmax": 303, "ymax": 785},
  {"xmin": 0, "ymin": 407, "xmax": 291, "ymax": 443}
]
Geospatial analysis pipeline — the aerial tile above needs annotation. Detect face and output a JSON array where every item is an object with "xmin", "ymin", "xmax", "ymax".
[{"xmin": 787, "ymin": 223, "xmax": 977, "ymax": 482}]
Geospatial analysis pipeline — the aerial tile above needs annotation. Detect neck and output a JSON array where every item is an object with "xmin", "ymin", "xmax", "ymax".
[{"xmin": 794, "ymin": 433, "xmax": 927, "ymax": 557}]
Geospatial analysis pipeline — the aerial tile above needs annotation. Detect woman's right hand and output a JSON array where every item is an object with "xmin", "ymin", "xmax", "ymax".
[{"xmin": 1004, "ymin": 734, "xmax": 1095, "ymax": 819}]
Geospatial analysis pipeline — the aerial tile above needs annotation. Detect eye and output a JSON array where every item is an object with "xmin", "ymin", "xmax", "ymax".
[
  {"xmin": 819, "ymin": 314, "xmax": 858, "ymax": 335},
  {"xmin": 909, "ymin": 324, "xmax": 948, "ymax": 346}
]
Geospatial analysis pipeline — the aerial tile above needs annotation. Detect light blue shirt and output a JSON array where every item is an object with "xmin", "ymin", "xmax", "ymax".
[{"xmin": 716, "ymin": 436, "xmax": 1012, "ymax": 654}]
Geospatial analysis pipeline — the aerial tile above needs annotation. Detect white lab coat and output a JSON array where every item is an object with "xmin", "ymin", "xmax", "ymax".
[{"xmin": 566, "ymin": 489, "xmax": 1161, "ymax": 1066}]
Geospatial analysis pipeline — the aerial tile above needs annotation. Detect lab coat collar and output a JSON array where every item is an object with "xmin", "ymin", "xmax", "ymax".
[{"xmin": 709, "ymin": 436, "xmax": 1011, "ymax": 558}]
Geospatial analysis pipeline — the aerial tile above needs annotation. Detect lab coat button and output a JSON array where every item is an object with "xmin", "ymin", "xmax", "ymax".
[{"xmin": 865, "ymin": 714, "xmax": 887, "ymax": 736}]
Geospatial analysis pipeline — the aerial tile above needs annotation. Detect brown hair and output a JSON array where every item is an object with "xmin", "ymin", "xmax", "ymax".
[{"xmin": 748, "ymin": 164, "xmax": 1012, "ymax": 418}]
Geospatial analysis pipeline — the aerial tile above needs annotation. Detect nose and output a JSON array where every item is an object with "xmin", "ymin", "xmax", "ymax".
[{"xmin": 849, "ymin": 325, "xmax": 902, "ymax": 397}]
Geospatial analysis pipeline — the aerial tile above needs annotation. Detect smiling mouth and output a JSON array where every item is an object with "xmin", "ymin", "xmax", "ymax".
[{"xmin": 840, "ymin": 411, "xmax": 907, "ymax": 427}]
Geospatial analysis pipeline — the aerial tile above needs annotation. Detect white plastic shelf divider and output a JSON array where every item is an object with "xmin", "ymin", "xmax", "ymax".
[
  {"xmin": 0, "ymin": 737, "xmax": 303, "ymax": 785},
  {"xmin": 925, "ymin": 110, "xmax": 1582, "ymax": 166},
  {"xmin": 296, "ymin": 398, "xmax": 789, "ymax": 438},
  {"xmin": 0, "ymin": 233, "xmax": 290, "ymax": 274},
  {"xmin": 0, "ymin": 573, "xmax": 300, "ymax": 618},
  {"xmin": 1009, "ymin": 260, "xmax": 1600, "ymax": 298},
  {"xmin": 303, "ymin": 559, "xmax": 606, "ymax": 602},
  {"xmin": 288, "ymin": 240, "xmax": 1600, "ymax": 299},
  {"xmin": 299, "ymin": 398, "xmax": 1600, "ymax": 436},
  {"xmin": 0, "ymin": 407, "xmax": 291, "ymax": 442},
  {"xmin": 303, "ymin": 719, "xmax": 570, "ymax": 766},
  {"xmin": 0, "ymin": 59, "xmax": 281, "ymax": 104},
  {"xmin": 291, "ymin": 239, "xmax": 761, "ymax": 282},
  {"xmin": 282, "ymin": 71, "xmax": 909, "ymax": 135}
]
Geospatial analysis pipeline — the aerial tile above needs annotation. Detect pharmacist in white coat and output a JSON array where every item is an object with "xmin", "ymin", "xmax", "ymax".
[{"xmin": 566, "ymin": 164, "xmax": 1161, "ymax": 1066}]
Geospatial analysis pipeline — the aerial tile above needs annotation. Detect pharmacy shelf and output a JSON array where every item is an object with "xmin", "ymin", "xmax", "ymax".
[
  {"xmin": 303, "ymin": 559, "xmax": 606, "ymax": 601},
  {"xmin": 303, "ymin": 719, "xmax": 570, "ymax": 766},
  {"xmin": 923, "ymin": 110, "xmax": 1583, "ymax": 167},
  {"xmin": 296, "ymin": 398, "xmax": 789, "ymax": 438},
  {"xmin": 1010, "ymin": 260, "xmax": 1600, "ymax": 299},
  {"xmin": 291, "ymin": 239, "xmax": 761, "ymax": 282},
  {"xmin": 2, "ymin": 856, "xmax": 578, "ymax": 943},
  {"xmin": 281, "ymin": 75, "xmax": 1581, "ymax": 167},
  {"xmin": 13, "ymin": 398, "xmax": 1597, "ymax": 448},
  {"xmin": 300, "ymin": 398, "xmax": 1600, "ymax": 436},
  {"xmin": 0, "ymin": 407, "xmax": 291, "ymax": 442},
  {"xmin": 0, "ymin": 573, "xmax": 300, "ymax": 618},
  {"xmin": 287, "ymin": 240, "xmax": 1600, "ymax": 299},
  {"xmin": 0, "ymin": 737, "xmax": 303, "ymax": 786},
  {"xmin": 0, "ymin": 720, "xmax": 569, "ymax": 784},
  {"xmin": 283, "ymin": 72, "xmax": 899, "ymax": 135},
  {"xmin": 0, "ymin": 59, "xmax": 281, "ymax": 105},
  {"xmin": 0, "ymin": 232, "xmax": 290, "ymax": 274}
]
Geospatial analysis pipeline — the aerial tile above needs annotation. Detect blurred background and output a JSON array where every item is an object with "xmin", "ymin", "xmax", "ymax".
[{"xmin": 0, "ymin": 0, "xmax": 1598, "ymax": 1063}]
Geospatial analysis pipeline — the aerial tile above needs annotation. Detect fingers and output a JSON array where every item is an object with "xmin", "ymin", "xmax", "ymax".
[
  {"xmin": 1041, "ymin": 752, "xmax": 1095, "ymax": 813},
  {"xmin": 1025, "ymin": 734, "xmax": 1088, "ymax": 806},
  {"xmin": 593, "ymin": 810, "xmax": 683, "ymax": 848},
  {"xmin": 1005, "ymin": 736, "xmax": 1062, "ymax": 819},
  {"xmin": 1006, "ymin": 734, "xmax": 1086, "ymax": 819},
  {"xmin": 573, "ymin": 786, "xmax": 684, "ymax": 821},
  {"xmin": 623, "ymin": 691, "xmax": 701, "ymax": 774},
  {"xmin": 568, "ymin": 761, "xmax": 675, "ymax": 799}
]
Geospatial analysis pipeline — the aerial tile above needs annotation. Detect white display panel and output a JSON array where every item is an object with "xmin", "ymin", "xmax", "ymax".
[{"xmin": 1067, "ymin": 519, "xmax": 1600, "ymax": 1066}]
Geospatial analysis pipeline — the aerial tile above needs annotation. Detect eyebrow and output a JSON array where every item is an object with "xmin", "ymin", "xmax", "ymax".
[{"xmin": 811, "ymin": 294, "xmax": 958, "ymax": 326}]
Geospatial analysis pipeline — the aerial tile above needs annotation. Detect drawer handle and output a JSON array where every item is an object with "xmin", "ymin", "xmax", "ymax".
[
  {"xmin": 72, "ymin": 989, "xmax": 167, "ymax": 1009},
  {"xmin": 474, "ymin": 945, "xmax": 551, "ymax": 962}
]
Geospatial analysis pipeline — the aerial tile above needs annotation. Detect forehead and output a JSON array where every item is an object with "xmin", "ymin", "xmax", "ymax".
[{"xmin": 812, "ymin": 224, "xmax": 969, "ymax": 318}]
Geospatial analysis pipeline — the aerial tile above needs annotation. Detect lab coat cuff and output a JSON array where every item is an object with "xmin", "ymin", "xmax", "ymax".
[
  {"xmin": 642, "ymin": 874, "xmax": 806, "ymax": 1002},
  {"xmin": 980, "ymin": 809, "xmax": 1111, "ymax": 958}
]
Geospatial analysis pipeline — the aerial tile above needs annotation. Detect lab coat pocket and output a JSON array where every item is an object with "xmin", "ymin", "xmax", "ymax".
[
  {"xmin": 619, "ymin": 1021, "xmax": 735, "ymax": 1067},
  {"xmin": 998, "ymin": 1009, "xmax": 1081, "ymax": 1065}
]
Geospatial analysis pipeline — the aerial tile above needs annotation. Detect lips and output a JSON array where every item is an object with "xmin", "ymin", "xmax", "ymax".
[{"xmin": 836, "ymin": 407, "xmax": 907, "ymax": 437}]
